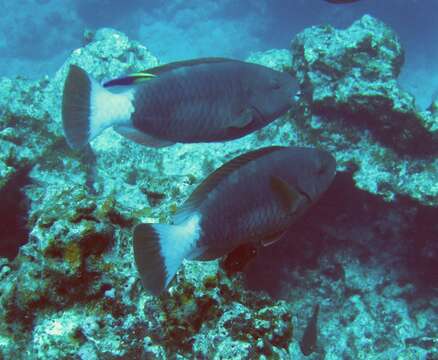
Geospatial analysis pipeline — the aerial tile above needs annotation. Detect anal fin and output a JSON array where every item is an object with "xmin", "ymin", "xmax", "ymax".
[
  {"xmin": 192, "ymin": 246, "xmax": 228, "ymax": 261},
  {"xmin": 114, "ymin": 125, "xmax": 175, "ymax": 147}
]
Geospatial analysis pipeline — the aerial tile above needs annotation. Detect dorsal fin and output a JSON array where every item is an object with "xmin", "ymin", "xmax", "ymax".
[
  {"xmin": 144, "ymin": 57, "xmax": 240, "ymax": 76},
  {"xmin": 103, "ymin": 58, "xmax": 239, "ymax": 88},
  {"xmin": 174, "ymin": 146, "xmax": 285, "ymax": 224}
]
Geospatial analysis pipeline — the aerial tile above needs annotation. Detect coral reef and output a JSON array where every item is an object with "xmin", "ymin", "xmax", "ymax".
[
  {"xmin": 0, "ymin": 16, "xmax": 437, "ymax": 360},
  {"xmin": 291, "ymin": 15, "xmax": 438, "ymax": 155},
  {"xmin": 291, "ymin": 15, "xmax": 438, "ymax": 206},
  {"xmin": 0, "ymin": 28, "xmax": 295, "ymax": 359},
  {"xmin": 143, "ymin": 261, "xmax": 293, "ymax": 359},
  {"xmin": 246, "ymin": 172, "xmax": 438, "ymax": 359}
]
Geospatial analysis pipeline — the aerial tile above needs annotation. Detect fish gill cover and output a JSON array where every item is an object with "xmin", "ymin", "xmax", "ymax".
[{"xmin": 0, "ymin": 1, "xmax": 437, "ymax": 359}]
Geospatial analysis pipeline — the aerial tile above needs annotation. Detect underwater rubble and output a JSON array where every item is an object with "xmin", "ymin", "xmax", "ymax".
[
  {"xmin": 0, "ymin": 16, "xmax": 436, "ymax": 359},
  {"xmin": 291, "ymin": 15, "xmax": 438, "ymax": 205}
]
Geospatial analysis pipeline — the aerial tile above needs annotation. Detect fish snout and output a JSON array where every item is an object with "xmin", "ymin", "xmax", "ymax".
[
  {"xmin": 303, "ymin": 149, "xmax": 337, "ymax": 200},
  {"xmin": 283, "ymin": 76, "xmax": 300, "ymax": 105}
]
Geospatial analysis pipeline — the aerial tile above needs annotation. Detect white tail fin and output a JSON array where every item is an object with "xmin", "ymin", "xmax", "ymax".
[
  {"xmin": 133, "ymin": 214, "xmax": 201, "ymax": 295},
  {"xmin": 62, "ymin": 65, "xmax": 134, "ymax": 150}
]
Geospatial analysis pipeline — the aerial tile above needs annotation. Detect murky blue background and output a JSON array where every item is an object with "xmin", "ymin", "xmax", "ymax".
[{"xmin": 0, "ymin": 0, "xmax": 436, "ymax": 108}]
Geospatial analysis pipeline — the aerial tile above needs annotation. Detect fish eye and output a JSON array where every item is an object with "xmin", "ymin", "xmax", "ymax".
[
  {"xmin": 270, "ymin": 79, "xmax": 281, "ymax": 90},
  {"xmin": 317, "ymin": 163, "xmax": 327, "ymax": 175}
]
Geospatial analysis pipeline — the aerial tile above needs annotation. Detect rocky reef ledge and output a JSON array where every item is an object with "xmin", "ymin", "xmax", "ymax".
[
  {"xmin": 0, "ymin": 16, "xmax": 437, "ymax": 359},
  {"xmin": 288, "ymin": 15, "xmax": 438, "ymax": 205}
]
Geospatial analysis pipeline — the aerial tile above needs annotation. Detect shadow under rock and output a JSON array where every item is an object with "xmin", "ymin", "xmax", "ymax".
[
  {"xmin": 242, "ymin": 170, "xmax": 438, "ymax": 298},
  {"xmin": 318, "ymin": 108, "xmax": 438, "ymax": 157},
  {"xmin": 403, "ymin": 200, "xmax": 438, "ymax": 290},
  {"xmin": 0, "ymin": 166, "xmax": 31, "ymax": 260}
]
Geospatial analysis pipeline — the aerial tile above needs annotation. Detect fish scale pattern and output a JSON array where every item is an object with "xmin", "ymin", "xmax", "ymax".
[
  {"xmin": 196, "ymin": 148, "xmax": 330, "ymax": 253},
  {"xmin": 200, "ymin": 185, "xmax": 289, "ymax": 251},
  {"xmin": 128, "ymin": 60, "xmax": 297, "ymax": 144},
  {"xmin": 133, "ymin": 67, "xmax": 246, "ymax": 141}
]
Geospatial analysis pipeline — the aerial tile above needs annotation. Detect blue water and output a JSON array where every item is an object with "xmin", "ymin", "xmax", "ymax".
[
  {"xmin": 1, "ymin": 1, "xmax": 437, "ymax": 359},
  {"xmin": 1, "ymin": 0, "xmax": 437, "ymax": 108}
]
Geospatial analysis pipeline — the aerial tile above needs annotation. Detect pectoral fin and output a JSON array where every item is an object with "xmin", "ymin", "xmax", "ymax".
[
  {"xmin": 230, "ymin": 107, "xmax": 254, "ymax": 128},
  {"xmin": 270, "ymin": 175, "xmax": 305, "ymax": 215}
]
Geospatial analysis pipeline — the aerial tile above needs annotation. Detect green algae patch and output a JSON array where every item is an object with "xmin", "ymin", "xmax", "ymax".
[{"xmin": 63, "ymin": 242, "xmax": 82, "ymax": 270}]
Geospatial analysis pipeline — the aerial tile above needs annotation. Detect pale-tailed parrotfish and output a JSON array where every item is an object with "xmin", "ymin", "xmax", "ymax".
[
  {"xmin": 62, "ymin": 59, "xmax": 298, "ymax": 150},
  {"xmin": 133, "ymin": 146, "xmax": 336, "ymax": 295}
]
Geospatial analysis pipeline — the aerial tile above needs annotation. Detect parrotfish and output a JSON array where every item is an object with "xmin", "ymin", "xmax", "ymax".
[
  {"xmin": 133, "ymin": 146, "xmax": 336, "ymax": 295},
  {"xmin": 300, "ymin": 304, "xmax": 320, "ymax": 356},
  {"xmin": 62, "ymin": 58, "xmax": 298, "ymax": 150},
  {"xmin": 324, "ymin": 0, "xmax": 360, "ymax": 4}
]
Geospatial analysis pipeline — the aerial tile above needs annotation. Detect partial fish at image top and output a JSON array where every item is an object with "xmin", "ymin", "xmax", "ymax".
[
  {"xmin": 323, "ymin": 0, "xmax": 361, "ymax": 4},
  {"xmin": 62, "ymin": 58, "xmax": 298, "ymax": 150}
]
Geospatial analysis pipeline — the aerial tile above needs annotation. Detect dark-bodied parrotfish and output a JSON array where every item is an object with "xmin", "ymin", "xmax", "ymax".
[
  {"xmin": 62, "ymin": 58, "xmax": 298, "ymax": 150},
  {"xmin": 324, "ymin": 0, "xmax": 360, "ymax": 4},
  {"xmin": 133, "ymin": 147, "xmax": 336, "ymax": 295},
  {"xmin": 300, "ymin": 304, "xmax": 320, "ymax": 356}
]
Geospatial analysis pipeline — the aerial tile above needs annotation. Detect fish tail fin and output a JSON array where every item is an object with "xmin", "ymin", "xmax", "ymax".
[
  {"xmin": 62, "ymin": 65, "xmax": 94, "ymax": 149},
  {"xmin": 133, "ymin": 215, "xmax": 201, "ymax": 295},
  {"xmin": 62, "ymin": 65, "xmax": 134, "ymax": 150}
]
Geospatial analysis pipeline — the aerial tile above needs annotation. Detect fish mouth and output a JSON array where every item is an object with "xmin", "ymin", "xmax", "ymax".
[
  {"xmin": 297, "ymin": 186, "xmax": 312, "ymax": 203},
  {"xmin": 291, "ymin": 92, "xmax": 298, "ymax": 104}
]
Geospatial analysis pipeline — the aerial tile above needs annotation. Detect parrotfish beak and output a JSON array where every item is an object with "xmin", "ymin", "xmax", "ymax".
[{"xmin": 292, "ymin": 90, "xmax": 301, "ymax": 103}]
